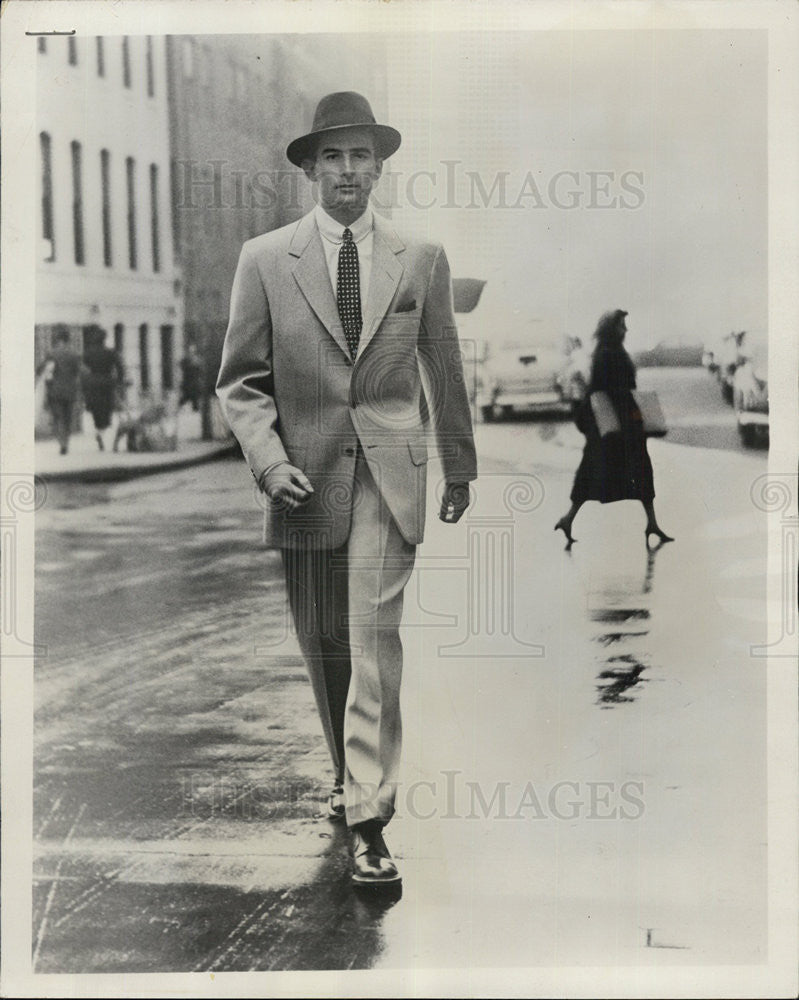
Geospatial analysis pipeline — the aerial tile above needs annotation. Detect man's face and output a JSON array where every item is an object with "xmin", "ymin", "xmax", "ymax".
[{"xmin": 304, "ymin": 127, "xmax": 382, "ymax": 217}]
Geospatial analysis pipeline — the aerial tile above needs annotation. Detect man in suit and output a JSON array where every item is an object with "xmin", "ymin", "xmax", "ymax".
[{"xmin": 217, "ymin": 92, "xmax": 477, "ymax": 886}]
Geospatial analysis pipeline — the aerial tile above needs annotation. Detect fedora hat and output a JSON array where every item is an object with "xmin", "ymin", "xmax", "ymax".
[{"xmin": 286, "ymin": 91, "xmax": 401, "ymax": 167}]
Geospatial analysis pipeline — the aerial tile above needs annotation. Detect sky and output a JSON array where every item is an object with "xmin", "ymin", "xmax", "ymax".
[{"xmin": 352, "ymin": 29, "xmax": 769, "ymax": 352}]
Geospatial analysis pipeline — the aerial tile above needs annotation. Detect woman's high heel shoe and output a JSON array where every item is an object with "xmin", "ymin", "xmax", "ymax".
[
  {"xmin": 554, "ymin": 518, "xmax": 577, "ymax": 547},
  {"xmin": 645, "ymin": 526, "xmax": 674, "ymax": 547}
]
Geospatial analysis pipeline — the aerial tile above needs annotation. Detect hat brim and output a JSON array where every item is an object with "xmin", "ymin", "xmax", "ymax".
[{"xmin": 287, "ymin": 123, "xmax": 401, "ymax": 167}]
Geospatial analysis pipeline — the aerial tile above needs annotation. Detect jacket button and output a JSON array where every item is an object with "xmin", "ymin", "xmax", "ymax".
[{"xmin": 344, "ymin": 446, "xmax": 355, "ymax": 457}]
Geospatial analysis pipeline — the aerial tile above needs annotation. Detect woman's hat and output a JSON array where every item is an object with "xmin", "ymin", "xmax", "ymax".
[{"xmin": 286, "ymin": 92, "xmax": 401, "ymax": 167}]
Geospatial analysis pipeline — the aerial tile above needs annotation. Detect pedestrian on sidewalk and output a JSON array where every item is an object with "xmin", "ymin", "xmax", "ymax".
[
  {"xmin": 81, "ymin": 325, "xmax": 124, "ymax": 452},
  {"xmin": 555, "ymin": 309, "xmax": 674, "ymax": 549},
  {"xmin": 36, "ymin": 326, "xmax": 82, "ymax": 455},
  {"xmin": 217, "ymin": 92, "xmax": 477, "ymax": 888},
  {"xmin": 179, "ymin": 342, "xmax": 202, "ymax": 412}
]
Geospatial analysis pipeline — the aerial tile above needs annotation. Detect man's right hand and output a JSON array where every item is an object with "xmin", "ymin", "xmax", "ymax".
[{"xmin": 260, "ymin": 463, "xmax": 314, "ymax": 512}]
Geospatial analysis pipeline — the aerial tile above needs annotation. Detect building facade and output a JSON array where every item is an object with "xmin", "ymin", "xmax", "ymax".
[
  {"xmin": 165, "ymin": 34, "xmax": 389, "ymax": 437},
  {"xmin": 36, "ymin": 34, "xmax": 183, "ymax": 431},
  {"xmin": 36, "ymin": 32, "xmax": 388, "ymax": 438}
]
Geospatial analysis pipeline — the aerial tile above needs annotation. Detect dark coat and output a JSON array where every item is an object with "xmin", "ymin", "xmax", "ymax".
[
  {"xmin": 570, "ymin": 345, "xmax": 655, "ymax": 504},
  {"xmin": 41, "ymin": 345, "xmax": 82, "ymax": 404},
  {"xmin": 82, "ymin": 346, "xmax": 123, "ymax": 430}
]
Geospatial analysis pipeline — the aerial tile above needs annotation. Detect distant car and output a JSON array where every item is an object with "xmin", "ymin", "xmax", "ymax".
[
  {"xmin": 477, "ymin": 343, "xmax": 570, "ymax": 421},
  {"xmin": 733, "ymin": 337, "xmax": 768, "ymax": 447},
  {"xmin": 555, "ymin": 338, "xmax": 590, "ymax": 409},
  {"xmin": 716, "ymin": 331, "xmax": 746, "ymax": 404},
  {"xmin": 450, "ymin": 277, "xmax": 488, "ymax": 412},
  {"xmin": 702, "ymin": 343, "xmax": 718, "ymax": 372}
]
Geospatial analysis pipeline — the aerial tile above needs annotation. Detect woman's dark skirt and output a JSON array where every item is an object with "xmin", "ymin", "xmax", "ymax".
[
  {"xmin": 83, "ymin": 380, "xmax": 115, "ymax": 431},
  {"xmin": 570, "ymin": 425, "xmax": 655, "ymax": 504}
]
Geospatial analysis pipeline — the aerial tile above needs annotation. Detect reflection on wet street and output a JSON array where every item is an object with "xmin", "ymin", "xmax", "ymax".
[
  {"xmin": 597, "ymin": 655, "xmax": 648, "ymax": 705},
  {"xmin": 590, "ymin": 548, "xmax": 659, "ymax": 707}
]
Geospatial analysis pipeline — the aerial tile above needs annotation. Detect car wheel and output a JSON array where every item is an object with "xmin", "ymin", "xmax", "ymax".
[
  {"xmin": 738, "ymin": 422, "xmax": 757, "ymax": 448},
  {"xmin": 722, "ymin": 381, "xmax": 734, "ymax": 404},
  {"xmin": 481, "ymin": 405, "xmax": 496, "ymax": 423}
]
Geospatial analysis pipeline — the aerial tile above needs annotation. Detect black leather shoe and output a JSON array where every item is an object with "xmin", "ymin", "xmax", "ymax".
[
  {"xmin": 349, "ymin": 820, "xmax": 401, "ymax": 885},
  {"xmin": 325, "ymin": 783, "xmax": 345, "ymax": 821}
]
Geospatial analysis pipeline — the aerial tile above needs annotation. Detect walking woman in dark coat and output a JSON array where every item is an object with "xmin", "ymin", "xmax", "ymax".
[
  {"xmin": 554, "ymin": 309, "xmax": 673, "ymax": 549},
  {"xmin": 82, "ymin": 325, "xmax": 124, "ymax": 451}
]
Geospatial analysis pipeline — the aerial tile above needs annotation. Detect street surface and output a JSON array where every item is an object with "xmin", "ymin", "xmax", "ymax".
[{"xmin": 33, "ymin": 367, "xmax": 770, "ymax": 972}]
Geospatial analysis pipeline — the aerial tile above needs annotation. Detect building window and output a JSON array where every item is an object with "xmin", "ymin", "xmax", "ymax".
[
  {"xmin": 122, "ymin": 36, "xmax": 131, "ymax": 88},
  {"xmin": 139, "ymin": 324, "xmax": 150, "ymax": 392},
  {"xmin": 114, "ymin": 323, "xmax": 125, "ymax": 359},
  {"xmin": 149, "ymin": 164, "xmax": 160, "ymax": 273},
  {"xmin": 126, "ymin": 156, "xmax": 137, "ymax": 270},
  {"xmin": 70, "ymin": 140, "xmax": 85, "ymax": 265},
  {"xmin": 96, "ymin": 36, "xmax": 105, "ymax": 77},
  {"xmin": 37, "ymin": 37, "xmax": 47, "ymax": 54},
  {"xmin": 146, "ymin": 36, "xmax": 155, "ymax": 96},
  {"xmin": 170, "ymin": 159, "xmax": 183, "ymax": 263},
  {"xmin": 101, "ymin": 149, "xmax": 112, "ymax": 267},
  {"xmin": 182, "ymin": 38, "xmax": 194, "ymax": 78},
  {"xmin": 40, "ymin": 133, "xmax": 55, "ymax": 260},
  {"xmin": 160, "ymin": 326, "xmax": 174, "ymax": 391},
  {"xmin": 67, "ymin": 36, "xmax": 77, "ymax": 65}
]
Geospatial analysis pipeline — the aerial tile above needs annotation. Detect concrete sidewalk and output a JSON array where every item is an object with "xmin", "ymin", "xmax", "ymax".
[{"xmin": 35, "ymin": 407, "xmax": 238, "ymax": 483}]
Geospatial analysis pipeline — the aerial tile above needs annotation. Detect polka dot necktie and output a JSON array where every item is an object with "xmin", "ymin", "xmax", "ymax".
[{"xmin": 337, "ymin": 228, "xmax": 362, "ymax": 360}]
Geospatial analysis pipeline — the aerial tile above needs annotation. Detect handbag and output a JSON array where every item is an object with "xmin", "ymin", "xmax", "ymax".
[
  {"xmin": 573, "ymin": 395, "xmax": 590, "ymax": 434},
  {"xmin": 632, "ymin": 390, "xmax": 667, "ymax": 437},
  {"xmin": 589, "ymin": 391, "xmax": 621, "ymax": 437}
]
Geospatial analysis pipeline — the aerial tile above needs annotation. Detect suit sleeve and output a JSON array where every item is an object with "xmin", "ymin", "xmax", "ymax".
[
  {"xmin": 417, "ymin": 245, "xmax": 478, "ymax": 483},
  {"xmin": 216, "ymin": 245, "xmax": 289, "ymax": 482}
]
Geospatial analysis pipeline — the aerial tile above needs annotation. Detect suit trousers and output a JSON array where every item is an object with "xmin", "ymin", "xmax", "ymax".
[
  {"xmin": 281, "ymin": 447, "xmax": 417, "ymax": 826},
  {"xmin": 49, "ymin": 398, "xmax": 74, "ymax": 451}
]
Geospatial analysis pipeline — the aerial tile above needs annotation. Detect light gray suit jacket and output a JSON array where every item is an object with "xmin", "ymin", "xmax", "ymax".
[{"xmin": 216, "ymin": 209, "xmax": 477, "ymax": 549}]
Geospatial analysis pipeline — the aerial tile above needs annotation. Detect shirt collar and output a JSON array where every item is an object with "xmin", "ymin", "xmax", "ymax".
[{"xmin": 315, "ymin": 204, "xmax": 373, "ymax": 245}]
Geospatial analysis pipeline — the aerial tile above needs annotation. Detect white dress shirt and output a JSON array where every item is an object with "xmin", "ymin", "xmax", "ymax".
[{"xmin": 314, "ymin": 204, "xmax": 374, "ymax": 313}]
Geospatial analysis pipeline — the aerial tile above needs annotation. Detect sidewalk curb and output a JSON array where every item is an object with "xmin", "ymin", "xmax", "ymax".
[{"xmin": 37, "ymin": 441, "xmax": 240, "ymax": 484}]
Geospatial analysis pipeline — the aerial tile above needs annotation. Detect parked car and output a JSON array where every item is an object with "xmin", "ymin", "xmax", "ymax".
[
  {"xmin": 716, "ymin": 331, "xmax": 746, "ymax": 403},
  {"xmin": 450, "ymin": 277, "xmax": 489, "ymax": 412},
  {"xmin": 477, "ymin": 342, "xmax": 570, "ymax": 421},
  {"xmin": 555, "ymin": 336, "xmax": 591, "ymax": 409},
  {"xmin": 702, "ymin": 342, "xmax": 719, "ymax": 373},
  {"xmin": 733, "ymin": 336, "xmax": 768, "ymax": 447}
]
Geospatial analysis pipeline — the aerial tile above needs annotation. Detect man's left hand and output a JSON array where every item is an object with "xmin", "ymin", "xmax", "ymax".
[{"xmin": 439, "ymin": 481, "xmax": 471, "ymax": 523}]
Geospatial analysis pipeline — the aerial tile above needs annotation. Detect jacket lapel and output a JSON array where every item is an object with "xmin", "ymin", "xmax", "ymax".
[
  {"xmin": 289, "ymin": 212, "xmax": 351, "ymax": 359},
  {"xmin": 358, "ymin": 214, "xmax": 405, "ymax": 358}
]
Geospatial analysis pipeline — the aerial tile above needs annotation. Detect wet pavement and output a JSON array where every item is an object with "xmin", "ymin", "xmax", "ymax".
[{"xmin": 32, "ymin": 368, "xmax": 771, "ymax": 972}]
